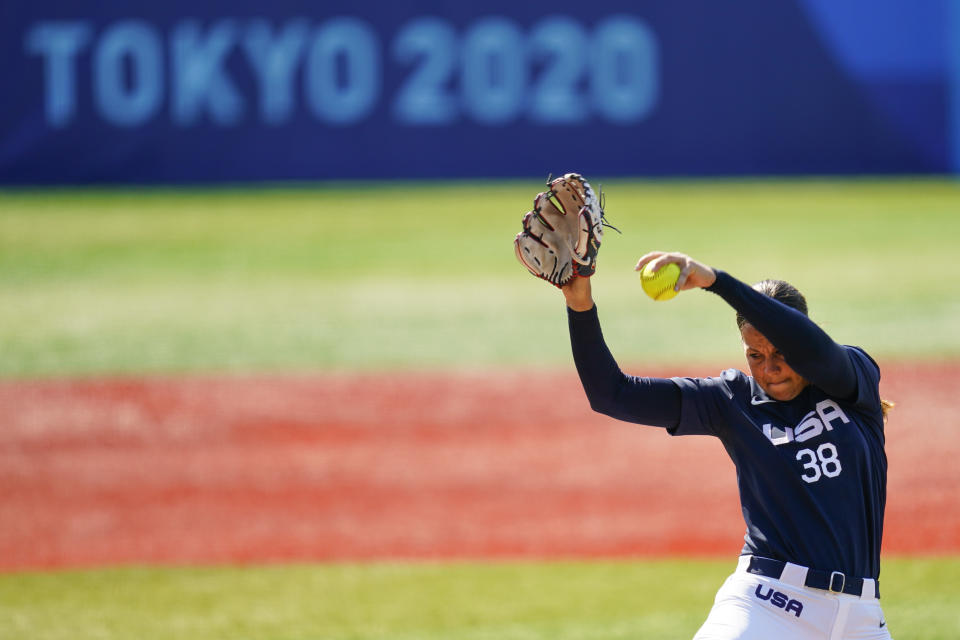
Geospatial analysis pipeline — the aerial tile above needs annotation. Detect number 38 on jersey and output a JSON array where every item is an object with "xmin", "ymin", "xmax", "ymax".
[
  {"xmin": 796, "ymin": 443, "xmax": 842, "ymax": 483},
  {"xmin": 761, "ymin": 399, "xmax": 851, "ymax": 484}
]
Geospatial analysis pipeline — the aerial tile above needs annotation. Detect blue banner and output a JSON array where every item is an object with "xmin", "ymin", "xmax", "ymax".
[{"xmin": 0, "ymin": 1, "xmax": 950, "ymax": 184}]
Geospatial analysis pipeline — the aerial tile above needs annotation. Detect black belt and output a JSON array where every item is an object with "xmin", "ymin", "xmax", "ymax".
[{"xmin": 745, "ymin": 556, "xmax": 880, "ymax": 599}]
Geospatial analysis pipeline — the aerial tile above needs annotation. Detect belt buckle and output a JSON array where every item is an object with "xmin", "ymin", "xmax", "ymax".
[{"xmin": 829, "ymin": 571, "xmax": 846, "ymax": 594}]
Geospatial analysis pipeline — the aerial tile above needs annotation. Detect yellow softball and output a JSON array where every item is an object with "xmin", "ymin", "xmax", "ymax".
[{"xmin": 639, "ymin": 262, "xmax": 680, "ymax": 301}]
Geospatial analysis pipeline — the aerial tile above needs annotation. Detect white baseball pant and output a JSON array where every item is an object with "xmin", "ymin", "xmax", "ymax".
[{"xmin": 692, "ymin": 555, "xmax": 892, "ymax": 640}]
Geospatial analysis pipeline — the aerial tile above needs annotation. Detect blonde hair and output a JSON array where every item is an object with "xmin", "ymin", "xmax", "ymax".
[{"xmin": 881, "ymin": 399, "xmax": 894, "ymax": 422}]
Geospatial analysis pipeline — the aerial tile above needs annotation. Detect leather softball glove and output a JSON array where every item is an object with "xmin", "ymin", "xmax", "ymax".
[{"xmin": 514, "ymin": 173, "xmax": 608, "ymax": 287}]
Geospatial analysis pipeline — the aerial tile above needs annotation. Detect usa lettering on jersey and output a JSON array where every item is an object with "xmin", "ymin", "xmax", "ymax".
[{"xmin": 761, "ymin": 399, "xmax": 850, "ymax": 446}]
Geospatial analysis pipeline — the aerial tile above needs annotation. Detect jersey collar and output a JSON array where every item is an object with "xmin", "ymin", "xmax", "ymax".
[{"xmin": 749, "ymin": 379, "xmax": 777, "ymax": 405}]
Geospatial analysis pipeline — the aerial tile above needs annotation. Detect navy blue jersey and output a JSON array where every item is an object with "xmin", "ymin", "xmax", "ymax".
[
  {"xmin": 567, "ymin": 270, "xmax": 887, "ymax": 580},
  {"xmin": 671, "ymin": 353, "xmax": 885, "ymax": 579}
]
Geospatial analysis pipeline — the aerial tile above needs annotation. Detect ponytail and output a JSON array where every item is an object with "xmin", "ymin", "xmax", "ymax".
[{"xmin": 881, "ymin": 399, "xmax": 894, "ymax": 422}]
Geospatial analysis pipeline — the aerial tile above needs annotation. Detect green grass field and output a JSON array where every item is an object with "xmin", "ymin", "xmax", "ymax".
[
  {"xmin": 2, "ymin": 179, "xmax": 959, "ymax": 639},
  {"xmin": 2, "ymin": 178, "xmax": 960, "ymax": 377},
  {"xmin": 1, "ymin": 558, "xmax": 957, "ymax": 640}
]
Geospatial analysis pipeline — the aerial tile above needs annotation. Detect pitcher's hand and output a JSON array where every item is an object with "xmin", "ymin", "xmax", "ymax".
[{"xmin": 635, "ymin": 252, "xmax": 717, "ymax": 292}]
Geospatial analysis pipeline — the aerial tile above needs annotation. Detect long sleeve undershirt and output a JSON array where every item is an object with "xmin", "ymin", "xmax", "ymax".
[{"xmin": 567, "ymin": 269, "xmax": 858, "ymax": 427}]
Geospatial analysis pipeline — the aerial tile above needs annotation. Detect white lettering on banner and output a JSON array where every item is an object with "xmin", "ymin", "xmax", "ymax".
[
  {"xmin": 529, "ymin": 16, "xmax": 588, "ymax": 124},
  {"xmin": 305, "ymin": 18, "xmax": 380, "ymax": 125},
  {"xmin": 591, "ymin": 16, "xmax": 658, "ymax": 123},
  {"xmin": 171, "ymin": 21, "xmax": 243, "ymax": 126},
  {"xmin": 391, "ymin": 17, "xmax": 458, "ymax": 125},
  {"xmin": 242, "ymin": 20, "xmax": 309, "ymax": 125},
  {"xmin": 23, "ymin": 16, "xmax": 661, "ymax": 129},
  {"xmin": 24, "ymin": 22, "xmax": 92, "ymax": 128},
  {"xmin": 461, "ymin": 17, "xmax": 527, "ymax": 125},
  {"xmin": 94, "ymin": 21, "xmax": 163, "ymax": 127}
]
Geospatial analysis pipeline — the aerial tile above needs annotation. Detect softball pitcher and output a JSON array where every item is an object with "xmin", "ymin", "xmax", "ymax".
[{"xmin": 514, "ymin": 175, "xmax": 894, "ymax": 639}]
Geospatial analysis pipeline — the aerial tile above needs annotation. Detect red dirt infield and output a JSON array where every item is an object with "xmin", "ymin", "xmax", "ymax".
[{"xmin": 1, "ymin": 362, "xmax": 957, "ymax": 571}]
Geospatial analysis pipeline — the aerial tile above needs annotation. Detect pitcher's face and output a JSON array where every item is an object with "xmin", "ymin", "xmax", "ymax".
[{"xmin": 740, "ymin": 324, "xmax": 808, "ymax": 401}]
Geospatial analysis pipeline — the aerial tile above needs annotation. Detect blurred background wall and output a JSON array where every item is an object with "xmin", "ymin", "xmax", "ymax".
[{"xmin": 0, "ymin": 0, "xmax": 951, "ymax": 184}]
